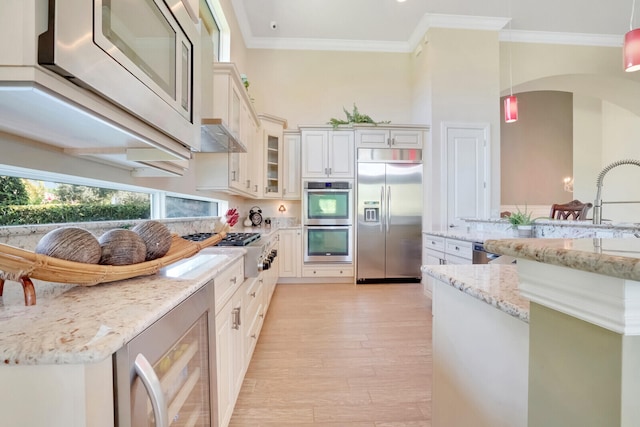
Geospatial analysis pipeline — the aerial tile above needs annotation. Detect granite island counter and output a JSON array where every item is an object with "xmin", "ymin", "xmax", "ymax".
[{"xmin": 424, "ymin": 237, "xmax": 640, "ymax": 427}]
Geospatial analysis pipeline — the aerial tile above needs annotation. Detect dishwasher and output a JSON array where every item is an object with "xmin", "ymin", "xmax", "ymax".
[{"xmin": 472, "ymin": 242, "xmax": 501, "ymax": 264}]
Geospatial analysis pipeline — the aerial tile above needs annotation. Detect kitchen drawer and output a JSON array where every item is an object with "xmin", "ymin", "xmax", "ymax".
[
  {"xmin": 445, "ymin": 253, "xmax": 473, "ymax": 265},
  {"xmin": 214, "ymin": 259, "xmax": 244, "ymax": 315},
  {"xmin": 245, "ymin": 300, "xmax": 264, "ymax": 360},
  {"xmin": 424, "ymin": 234, "xmax": 445, "ymax": 252},
  {"xmin": 445, "ymin": 238, "xmax": 472, "ymax": 260},
  {"xmin": 424, "ymin": 248, "xmax": 445, "ymax": 265},
  {"xmin": 302, "ymin": 265, "xmax": 354, "ymax": 278},
  {"xmin": 244, "ymin": 276, "xmax": 263, "ymax": 321}
]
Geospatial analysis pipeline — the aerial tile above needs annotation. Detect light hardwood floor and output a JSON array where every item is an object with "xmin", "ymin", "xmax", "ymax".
[{"xmin": 229, "ymin": 282, "xmax": 433, "ymax": 426}]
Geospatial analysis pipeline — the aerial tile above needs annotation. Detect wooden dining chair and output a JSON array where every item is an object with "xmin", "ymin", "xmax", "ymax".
[{"xmin": 549, "ymin": 200, "xmax": 593, "ymax": 220}]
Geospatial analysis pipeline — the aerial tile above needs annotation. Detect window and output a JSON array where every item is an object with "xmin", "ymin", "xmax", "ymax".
[
  {"xmin": 165, "ymin": 195, "xmax": 218, "ymax": 218},
  {"xmin": 201, "ymin": 0, "xmax": 230, "ymax": 62},
  {"xmin": 0, "ymin": 172, "xmax": 220, "ymax": 226}
]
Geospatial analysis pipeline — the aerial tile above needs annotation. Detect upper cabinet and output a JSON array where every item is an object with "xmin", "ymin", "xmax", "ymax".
[
  {"xmin": 196, "ymin": 63, "xmax": 261, "ymax": 197},
  {"xmin": 355, "ymin": 126, "xmax": 424, "ymax": 149},
  {"xmin": 282, "ymin": 131, "xmax": 301, "ymax": 199},
  {"xmin": 0, "ymin": 0, "xmax": 201, "ymax": 177},
  {"xmin": 258, "ymin": 114, "xmax": 288, "ymax": 199},
  {"xmin": 300, "ymin": 127, "xmax": 355, "ymax": 179}
]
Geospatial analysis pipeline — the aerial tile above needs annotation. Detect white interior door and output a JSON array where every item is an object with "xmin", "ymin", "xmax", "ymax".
[{"xmin": 446, "ymin": 125, "xmax": 489, "ymax": 229}]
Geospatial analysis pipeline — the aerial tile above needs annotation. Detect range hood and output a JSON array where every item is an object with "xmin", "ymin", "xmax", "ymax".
[{"xmin": 200, "ymin": 118, "xmax": 247, "ymax": 153}]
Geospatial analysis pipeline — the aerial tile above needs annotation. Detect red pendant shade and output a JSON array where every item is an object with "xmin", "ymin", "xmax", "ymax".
[
  {"xmin": 624, "ymin": 28, "xmax": 640, "ymax": 72},
  {"xmin": 504, "ymin": 95, "xmax": 518, "ymax": 123}
]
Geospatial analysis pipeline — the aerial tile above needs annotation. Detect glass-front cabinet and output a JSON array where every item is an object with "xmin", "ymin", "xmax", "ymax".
[{"xmin": 258, "ymin": 114, "xmax": 287, "ymax": 199}]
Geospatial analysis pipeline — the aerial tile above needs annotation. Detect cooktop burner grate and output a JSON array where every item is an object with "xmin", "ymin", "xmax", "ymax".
[
  {"xmin": 216, "ymin": 232, "xmax": 261, "ymax": 246},
  {"xmin": 181, "ymin": 232, "xmax": 261, "ymax": 246}
]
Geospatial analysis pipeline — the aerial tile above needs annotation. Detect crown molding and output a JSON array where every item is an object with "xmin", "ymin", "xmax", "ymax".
[
  {"xmin": 500, "ymin": 30, "xmax": 623, "ymax": 47},
  {"xmin": 231, "ymin": 3, "xmax": 624, "ymax": 53}
]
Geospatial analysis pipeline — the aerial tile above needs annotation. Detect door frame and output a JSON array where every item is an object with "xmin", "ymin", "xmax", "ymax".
[{"xmin": 440, "ymin": 122, "xmax": 491, "ymax": 229}]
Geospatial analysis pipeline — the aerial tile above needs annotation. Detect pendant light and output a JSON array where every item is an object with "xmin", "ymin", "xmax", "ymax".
[
  {"xmin": 624, "ymin": 0, "xmax": 640, "ymax": 72},
  {"xmin": 504, "ymin": 1, "xmax": 518, "ymax": 123}
]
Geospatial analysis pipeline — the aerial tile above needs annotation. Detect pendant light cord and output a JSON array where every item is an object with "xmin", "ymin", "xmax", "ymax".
[
  {"xmin": 631, "ymin": 0, "xmax": 637, "ymax": 31},
  {"xmin": 508, "ymin": 0, "xmax": 514, "ymax": 97}
]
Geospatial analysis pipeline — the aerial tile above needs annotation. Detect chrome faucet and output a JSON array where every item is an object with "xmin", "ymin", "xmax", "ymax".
[{"xmin": 593, "ymin": 159, "xmax": 640, "ymax": 224}]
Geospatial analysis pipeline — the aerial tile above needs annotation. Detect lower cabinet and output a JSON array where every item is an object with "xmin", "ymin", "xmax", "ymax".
[
  {"xmin": 302, "ymin": 264, "xmax": 354, "ymax": 278},
  {"xmin": 278, "ymin": 229, "xmax": 302, "ymax": 278},
  {"xmin": 215, "ymin": 257, "xmax": 279, "ymax": 427},
  {"xmin": 423, "ymin": 234, "xmax": 472, "ymax": 297},
  {"xmin": 215, "ymin": 285, "xmax": 245, "ymax": 427},
  {"xmin": 444, "ymin": 238, "xmax": 472, "ymax": 264}
]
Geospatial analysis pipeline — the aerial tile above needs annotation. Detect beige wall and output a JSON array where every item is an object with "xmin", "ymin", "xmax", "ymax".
[
  {"xmin": 501, "ymin": 42, "xmax": 640, "ymax": 221},
  {"xmin": 244, "ymin": 49, "xmax": 413, "ymax": 128},
  {"xmin": 500, "ymin": 91, "xmax": 573, "ymax": 206},
  {"xmin": 426, "ymin": 28, "xmax": 501, "ymax": 225}
]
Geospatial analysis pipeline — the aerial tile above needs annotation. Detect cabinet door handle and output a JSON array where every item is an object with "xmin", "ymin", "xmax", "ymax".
[
  {"xmin": 328, "ymin": 167, "xmax": 332, "ymax": 175},
  {"xmin": 251, "ymin": 334, "xmax": 257, "ymax": 339},
  {"xmin": 250, "ymin": 291, "xmax": 256, "ymax": 298},
  {"xmin": 254, "ymin": 184, "xmax": 258, "ymax": 192},
  {"xmin": 246, "ymin": 179, "xmax": 251, "ymax": 189},
  {"xmin": 231, "ymin": 170, "xmax": 236, "ymax": 181},
  {"xmin": 232, "ymin": 307, "xmax": 241, "ymax": 329},
  {"xmin": 283, "ymin": 188, "xmax": 287, "ymax": 196},
  {"xmin": 231, "ymin": 276, "xmax": 237, "ymax": 285},
  {"xmin": 134, "ymin": 354, "xmax": 168, "ymax": 427}
]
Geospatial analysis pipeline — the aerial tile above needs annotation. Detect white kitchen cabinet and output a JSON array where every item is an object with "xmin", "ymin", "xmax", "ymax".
[
  {"xmin": 258, "ymin": 114, "xmax": 288, "ymax": 198},
  {"xmin": 282, "ymin": 131, "xmax": 301, "ymax": 199},
  {"xmin": 0, "ymin": 359, "xmax": 114, "ymax": 427},
  {"xmin": 215, "ymin": 286, "xmax": 244, "ymax": 427},
  {"xmin": 444, "ymin": 238, "xmax": 473, "ymax": 264},
  {"xmin": 197, "ymin": 63, "xmax": 260, "ymax": 198},
  {"xmin": 355, "ymin": 127, "xmax": 423, "ymax": 149},
  {"xmin": 243, "ymin": 276, "xmax": 264, "ymax": 362},
  {"xmin": 213, "ymin": 254, "xmax": 278, "ymax": 427},
  {"xmin": 302, "ymin": 264, "xmax": 354, "ymax": 278},
  {"xmin": 300, "ymin": 128, "xmax": 355, "ymax": 179},
  {"xmin": 278, "ymin": 229, "xmax": 302, "ymax": 278}
]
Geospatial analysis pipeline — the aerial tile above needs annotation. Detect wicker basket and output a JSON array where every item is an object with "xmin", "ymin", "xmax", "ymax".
[{"xmin": 0, "ymin": 232, "xmax": 226, "ymax": 306}]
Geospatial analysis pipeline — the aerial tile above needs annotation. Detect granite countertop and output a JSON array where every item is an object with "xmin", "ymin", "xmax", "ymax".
[
  {"xmin": 422, "ymin": 264, "xmax": 528, "ymax": 322},
  {"xmin": 0, "ymin": 247, "xmax": 245, "ymax": 366},
  {"xmin": 424, "ymin": 229, "xmax": 513, "ymax": 243},
  {"xmin": 485, "ymin": 238, "xmax": 640, "ymax": 281}
]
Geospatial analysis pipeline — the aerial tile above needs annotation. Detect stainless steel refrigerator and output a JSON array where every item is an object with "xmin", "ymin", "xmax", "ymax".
[{"xmin": 356, "ymin": 148, "xmax": 423, "ymax": 282}]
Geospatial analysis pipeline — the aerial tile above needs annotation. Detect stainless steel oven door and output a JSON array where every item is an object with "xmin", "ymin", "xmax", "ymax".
[
  {"xmin": 303, "ymin": 185, "xmax": 353, "ymax": 225},
  {"xmin": 303, "ymin": 226, "xmax": 353, "ymax": 263},
  {"xmin": 38, "ymin": 0, "xmax": 197, "ymax": 147}
]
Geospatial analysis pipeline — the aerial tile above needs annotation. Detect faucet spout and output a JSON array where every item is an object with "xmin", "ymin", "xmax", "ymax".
[{"xmin": 593, "ymin": 159, "xmax": 640, "ymax": 224}]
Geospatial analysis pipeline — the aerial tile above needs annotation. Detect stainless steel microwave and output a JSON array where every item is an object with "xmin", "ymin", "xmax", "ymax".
[{"xmin": 38, "ymin": 0, "xmax": 199, "ymax": 147}]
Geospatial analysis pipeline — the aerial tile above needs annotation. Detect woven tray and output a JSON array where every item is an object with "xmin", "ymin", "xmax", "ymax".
[{"xmin": 0, "ymin": 232, "xmax": 226, "ymax": 306}]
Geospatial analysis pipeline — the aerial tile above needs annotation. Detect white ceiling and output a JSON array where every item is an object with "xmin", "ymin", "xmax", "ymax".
[{"xmin": 232, "ymin": 0, "xmax": 633, "ymax": 52}]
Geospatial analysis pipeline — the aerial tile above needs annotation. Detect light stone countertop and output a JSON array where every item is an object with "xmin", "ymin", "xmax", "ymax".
[
  {"xmin": 0, "ymin": 247, "xmax": 245, "ymax": 366},
  {"xmin": 424, "ymin": 229, "xmax": 513, "ymax": 243},
  {"xmin": 485, "ymin": 238, "xmax": 640, "ymax": 281},
  {"xmin": 422, "ymin": 264, "xmax": 528, "ymax": 322}
]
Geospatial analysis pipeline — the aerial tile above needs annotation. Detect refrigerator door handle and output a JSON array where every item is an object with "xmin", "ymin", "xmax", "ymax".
[
  {"xmin": 380, "ymin": 185, "xmax": 385, "ymax": 232},
  {"xmin": 386, "ymin": 185, "xmax": 391, "ymax": 233}
]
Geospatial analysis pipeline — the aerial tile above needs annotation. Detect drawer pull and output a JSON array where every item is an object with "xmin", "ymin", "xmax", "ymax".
[
  {"xmin": 250, "ymin": 291, "xmax": 256, "ymax": 298},
  {"xmin": 251, "ymin": 334, "xmax": 257, "ymax": 339},
  {"xmin": 230, "ymin": 276, "xmax": 237, "ymax": 284}
]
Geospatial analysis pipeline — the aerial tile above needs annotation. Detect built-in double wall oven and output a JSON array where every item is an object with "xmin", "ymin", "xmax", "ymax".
[{"xmin": 302, "ymin": 181, "xmax": 353, "ymax": 263}]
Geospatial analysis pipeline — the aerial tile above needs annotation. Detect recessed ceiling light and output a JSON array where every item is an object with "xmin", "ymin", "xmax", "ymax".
[{"xmin": 397, "ymin": 0, "xmax": 407, "ymax": 2}]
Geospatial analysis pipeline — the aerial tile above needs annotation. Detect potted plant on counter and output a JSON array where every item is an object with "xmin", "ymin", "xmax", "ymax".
[{"xmin": 507, "ymin": 206, "xmax": 535, "ymax": 237}]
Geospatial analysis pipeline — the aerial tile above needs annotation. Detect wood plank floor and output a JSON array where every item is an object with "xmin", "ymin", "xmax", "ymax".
[{"xmin": 229, "ymin": 282, "xmax": 433, "ymax": 426}]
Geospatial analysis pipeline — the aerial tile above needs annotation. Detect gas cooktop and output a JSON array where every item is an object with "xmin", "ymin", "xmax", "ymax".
[{"xmin": 182, "ymin": 232, "xmax": 261, "ymax": 246}]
